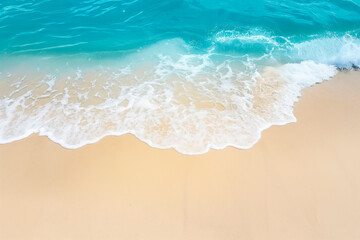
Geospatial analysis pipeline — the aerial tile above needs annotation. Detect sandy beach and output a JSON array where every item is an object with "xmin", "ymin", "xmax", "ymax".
[{"xmin": 0, "ymin": 71, "xmax": 360, "ymax": 240}]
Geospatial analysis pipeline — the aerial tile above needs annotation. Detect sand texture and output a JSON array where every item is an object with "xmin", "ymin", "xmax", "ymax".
[{"xmin": 0, "ymin": 71, "xmax": 360, "ymax": 240}]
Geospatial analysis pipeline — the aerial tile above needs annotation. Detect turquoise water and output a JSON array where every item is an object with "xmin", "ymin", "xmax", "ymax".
[
  {"xmin": 0, "ymin": 0, "xmax": 359, "ymax": 154},
  {"xmin": 1, "ymin": 0, "xmax": 360, "ymax": 56}
]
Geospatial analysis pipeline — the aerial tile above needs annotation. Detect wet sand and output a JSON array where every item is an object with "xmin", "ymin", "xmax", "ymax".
[{"xmin": 0, "ymin": 71, "xmax": 360, "ymax": 240}]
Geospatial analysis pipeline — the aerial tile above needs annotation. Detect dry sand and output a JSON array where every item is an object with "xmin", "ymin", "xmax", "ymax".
[{"xmin": 0, "ymin": 71, "xmax": 360, "ymax": 240}]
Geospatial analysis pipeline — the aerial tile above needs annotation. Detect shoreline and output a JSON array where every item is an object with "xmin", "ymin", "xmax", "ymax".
[
  {"xmin": 0, "ymin": 60, "xmax": 338, "ymax": 155},
  {"xmin": 0, "ymin": 69, "xmax": 350, "ymax": 155},
  {"xmin": 1, "ymin": 70, "xmax": 360, "ymax": 239}
]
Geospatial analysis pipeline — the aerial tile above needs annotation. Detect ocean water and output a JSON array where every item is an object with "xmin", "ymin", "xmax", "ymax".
[{"xmin": 0, "ymin": 0, "xmax": 359, "ymax": 154}]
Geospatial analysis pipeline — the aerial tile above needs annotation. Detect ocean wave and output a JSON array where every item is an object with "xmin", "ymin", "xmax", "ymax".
[
  {"xmin": 212, "ymin": 30, "xmax": 360, "ymax": 68},
  {"xmin": 0, "ymin": 38, "xmax": 341, "ymax": 154},
  {"xmin": 291, "ymin": 35, "xmax": 360, "ymax": 68},
  {"xmin": 1, "ymin": 1, "xmax": 360, "ymax": 154}
]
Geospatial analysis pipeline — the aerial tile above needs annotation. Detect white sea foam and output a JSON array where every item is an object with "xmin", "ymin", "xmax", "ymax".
[
  {"xmin": 291, "ymin": 35, "xmax": 360, "ymax": 68},
  {"xmin": 0, "ymin": 38, "xmax": 341, "ymax": 154},
  {"xmin": 213, "ymin": 30, "xmax": 360, "ymax": 68},
  {"xmin": 214, "ymin": 29, "xmax": 288, "ymax": 47}
]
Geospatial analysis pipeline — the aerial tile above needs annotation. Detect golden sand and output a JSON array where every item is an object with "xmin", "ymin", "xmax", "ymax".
[{"xmin": 0, "ymin": 71, "xmax": 360, "ymax": 240}]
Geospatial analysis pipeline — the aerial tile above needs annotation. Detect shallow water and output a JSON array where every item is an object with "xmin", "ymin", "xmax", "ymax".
[{"xmin": 0, "ymin": 0, "xmax": 359, "ymax": 154}]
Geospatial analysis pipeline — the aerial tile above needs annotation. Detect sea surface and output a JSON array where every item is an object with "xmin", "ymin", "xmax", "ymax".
[{"xmin": 0, "ymin": 0, "xmax": 360, "ymax": 154}]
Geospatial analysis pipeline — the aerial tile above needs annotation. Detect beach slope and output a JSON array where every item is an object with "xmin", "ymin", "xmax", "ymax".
[{"xmin": 0, "ymin": 71, "xmax": 360, "ymax": 240}]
